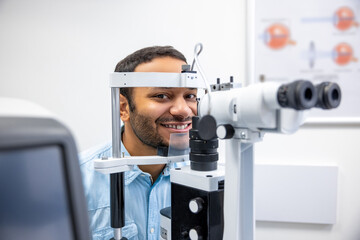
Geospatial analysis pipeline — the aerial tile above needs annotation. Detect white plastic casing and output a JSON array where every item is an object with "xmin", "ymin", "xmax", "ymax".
[{"xmin": 199, "ymin": 82, "xmax": 306, "ymax": 134}]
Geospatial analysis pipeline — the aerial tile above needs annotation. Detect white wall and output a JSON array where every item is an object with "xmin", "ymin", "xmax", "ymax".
[
  {"xmin": 0, "ymin": 0, "xmax": 359, "ymax": 239},
  {"xmin": 255, "ymin": 125, "xmax": 360, "ymax": 240},
  {"xmin": 0, "ymin": 0, "xmax": 243, "ymax": 151}
]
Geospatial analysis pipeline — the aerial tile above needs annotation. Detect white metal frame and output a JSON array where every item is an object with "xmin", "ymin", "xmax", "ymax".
[
  {"xmin": 94, "ymin": 155, "xmax": 188, "ymax": 174},
  {"xmin": 110, "ymin": 72, "xmax": 205, "ymax": 88}
]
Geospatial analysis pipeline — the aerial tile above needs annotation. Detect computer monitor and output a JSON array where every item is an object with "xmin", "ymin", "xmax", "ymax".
[{"xmin": 0, "ymin": 100, "xmax": 91, "ymax": 240}]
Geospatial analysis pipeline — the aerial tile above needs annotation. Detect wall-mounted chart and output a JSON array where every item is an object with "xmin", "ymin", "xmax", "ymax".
[{"xmin": 255, "ymin": 0, "xmax": 360, "ymax": 119}]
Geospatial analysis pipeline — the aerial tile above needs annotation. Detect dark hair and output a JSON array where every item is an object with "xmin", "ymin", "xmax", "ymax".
[{"xmin": 114, "ymin": 46, "xmax": 187, "ymax": 111}]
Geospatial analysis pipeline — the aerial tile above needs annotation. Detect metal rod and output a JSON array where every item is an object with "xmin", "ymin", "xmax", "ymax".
[
  {"xmin": 112, "ymin": 87, "xmax": 121, "ymax": 156},
  {"xmin": 113, "ymin": 228, "xmax": 122, "ymax": 240},
  {"xmin": 110, "ymin": 87, "xmax": 125, "ymax": 240}
]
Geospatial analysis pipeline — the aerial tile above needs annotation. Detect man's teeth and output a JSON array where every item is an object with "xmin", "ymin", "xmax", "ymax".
[{"xmin": 164, "ymin": 124, "xmax": 189, "ymax": 130}]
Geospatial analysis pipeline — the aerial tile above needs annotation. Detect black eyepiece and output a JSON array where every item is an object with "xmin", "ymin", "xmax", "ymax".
[
  {"xmin": 277, "ymin": 80, "xmax": 317, "ymax": 110},
  {"xmin": 315, "ymin": 82, "xmax": 341, "ymax": 109}
]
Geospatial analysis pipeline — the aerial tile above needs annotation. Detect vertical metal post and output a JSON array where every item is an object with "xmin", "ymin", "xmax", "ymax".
[
  {"xmin": 110, "ymin": 87, "xmax": 125, "ymax": 240},
  {"xmin": 222, "ymin": 0, "xmax": 254, "ymax": 236},
  {"xmin": 225, "ymin": 0, "xmax": 254, "ymax": 237},
  {"xmin": 223, "ymin": 139, "xmax": 254, "ymax": 240}
]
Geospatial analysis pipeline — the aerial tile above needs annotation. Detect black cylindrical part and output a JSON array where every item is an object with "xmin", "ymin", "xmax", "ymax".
[
  {"xmin": 189, "ymin": 116, "xmax": 219, "ymax": 171},
  {"xmin": 110, "ymin": 173, "xmax": 125, "ymax": 228},
  {"xmin": 277, "ymin": 80, "xmax": 317, "ymax": 110},
  {"xmin": 315, "ymin": 82, "xmax": 341, "ymax": 109},
  {"xmin": 198, "ymin": 115, "xmax": 217, "ymax": 141}
]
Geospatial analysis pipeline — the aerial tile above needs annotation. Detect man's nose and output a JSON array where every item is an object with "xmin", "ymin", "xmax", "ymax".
[{"xmin": 170, "ymin": 97, "xmax": 193, "ymax": 119}]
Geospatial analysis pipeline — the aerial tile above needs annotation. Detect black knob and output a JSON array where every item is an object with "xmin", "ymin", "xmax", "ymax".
[
  {"xmin": 198, "ymin": 115, "xmax": 217, "ymax": 140},
  {"xmin": 189, "ymin": 226, "xmax": 203, "ymax": 240},
  {"xmin": 216, "ymin": 124, "xmax": 235, "ymax": 139},
  {"xmin": 189, "ymin": 197, "xmax": 204, "ymax": 214}
]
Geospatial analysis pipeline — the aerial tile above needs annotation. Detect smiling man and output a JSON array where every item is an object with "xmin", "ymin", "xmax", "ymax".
[{"xmin": 80, "ymin": 46, "xmax": 196, "ymax": 240}]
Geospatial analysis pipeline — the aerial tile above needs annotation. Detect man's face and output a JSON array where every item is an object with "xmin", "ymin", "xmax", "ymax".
[{"xmin": 128, "ymin": 57, "xmax": 197, "ymax": 148}]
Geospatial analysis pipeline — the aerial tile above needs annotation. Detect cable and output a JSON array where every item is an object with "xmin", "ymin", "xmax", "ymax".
[
  {"xmin": 191, "ymin": 44, "xmax": 202, "ymax": 71},
  {"xmin": 191, "ymin": 43, "xmax": 212, "ymax": 115}
]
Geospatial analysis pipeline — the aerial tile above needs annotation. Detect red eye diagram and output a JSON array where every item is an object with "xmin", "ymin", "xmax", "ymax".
[
  {"xmin": 334, "ymin": 6, "xmax": 359, "ymax": 31},
  {"xmin": 332, "ymin": 43, "xmax": 358, "ymax": 65},
  {"xmin": 302, "ymin": 6, "xmax": 359, "ymax": 32},
  {"xmin": 264, "ymin": 23, "xmax": 296, "ymax": 50}
]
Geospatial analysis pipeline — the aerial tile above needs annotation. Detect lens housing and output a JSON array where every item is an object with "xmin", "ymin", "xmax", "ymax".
[{"xmin": 189, "ymin": 116, "xmax": 218, "ymax": 171}]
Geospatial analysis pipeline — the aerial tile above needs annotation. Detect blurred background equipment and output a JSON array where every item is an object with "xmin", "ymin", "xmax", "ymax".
[{"xmin": 0, "ymin": 98, "xmax": 91, "ymax": 240}]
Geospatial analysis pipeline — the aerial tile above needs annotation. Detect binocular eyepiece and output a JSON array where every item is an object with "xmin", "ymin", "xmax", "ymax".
[
  {"xmin": 277, "ymin": 80, "xmax": 341, "ymax": 110},
  {"xmin": 315, "ymin": 82, "xmax": 341, "ymax": 109}
]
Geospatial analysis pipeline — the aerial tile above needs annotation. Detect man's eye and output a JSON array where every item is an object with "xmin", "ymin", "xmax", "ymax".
[
  {"xmin": 186, "ymin": 94, "xmax": 197, "ymax": 99},
  {"xmin": 154, "ymin": 94, "xmax": 168, "ymax": 99}
]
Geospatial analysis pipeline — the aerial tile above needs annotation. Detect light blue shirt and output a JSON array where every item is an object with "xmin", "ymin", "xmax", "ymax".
[{"xmin": 79, "ymin": 142, "xmax": 174, "ymax": 240}]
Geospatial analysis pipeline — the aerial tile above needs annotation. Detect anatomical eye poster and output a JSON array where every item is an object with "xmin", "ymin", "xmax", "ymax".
[{"xmin": 254, "ymin": 0, "xmax": 360, "ymax": 119}]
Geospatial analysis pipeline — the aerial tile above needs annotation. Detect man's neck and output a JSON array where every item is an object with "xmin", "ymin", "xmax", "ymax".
[{"xmin": 122, "ymin": 124, "xmax": 165, "ymax": 183}]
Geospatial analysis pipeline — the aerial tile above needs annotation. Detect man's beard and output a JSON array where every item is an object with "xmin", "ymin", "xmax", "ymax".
[
  {"xmin": 129, "ymin": 110, "xmax": 191, "ymax": 149},
  {"xmin": 129, "ymin": 110, "xmax": 167, "ymax": 149}
]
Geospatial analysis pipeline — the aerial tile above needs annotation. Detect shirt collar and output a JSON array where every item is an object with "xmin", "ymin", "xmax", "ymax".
[
  {"xmin": 119, "ymin": 141, "xmax": 140, "ymax": 185},
  {"xmin": 121, "ymin": 141, "xmax": 174, "ymax": 185}
]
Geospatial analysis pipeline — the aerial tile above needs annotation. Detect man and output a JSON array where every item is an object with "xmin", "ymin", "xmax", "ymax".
[{"xmin": 80, "ymin": 46, "xmax": 197, "ymax": 240}]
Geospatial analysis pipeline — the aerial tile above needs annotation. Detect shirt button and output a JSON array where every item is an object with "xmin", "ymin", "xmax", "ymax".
[{"xmin": 150, "ymin": 228, "xmax": 154, "ymax": 234}]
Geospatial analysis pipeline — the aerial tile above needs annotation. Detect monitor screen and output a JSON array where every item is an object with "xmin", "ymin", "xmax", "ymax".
[{"xmin": 0, "ymin": 145, "xmax": 75, "ymax": 240}]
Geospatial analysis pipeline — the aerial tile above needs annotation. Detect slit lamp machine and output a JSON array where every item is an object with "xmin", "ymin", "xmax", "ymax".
[{"xmin": 93, "ymin": 43, "xmax": 341, "ymax": 240}]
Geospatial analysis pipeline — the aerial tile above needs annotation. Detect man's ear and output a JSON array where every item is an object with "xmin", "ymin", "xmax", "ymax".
[{"xmin": 120, "ymin": 94, "xmax": 130, "ymax": 122}]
